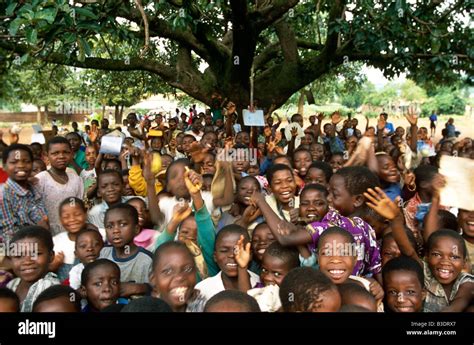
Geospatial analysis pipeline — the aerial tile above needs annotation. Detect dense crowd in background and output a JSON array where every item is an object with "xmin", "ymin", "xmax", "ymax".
[{"xmin": 0, "ymin": 100, "xmax": 472, "ymax": 313}]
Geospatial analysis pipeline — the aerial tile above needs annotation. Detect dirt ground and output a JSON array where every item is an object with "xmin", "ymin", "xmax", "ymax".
[{"xmin": 0, "ymin": 114, "xmax": 473, "ymax": 145}]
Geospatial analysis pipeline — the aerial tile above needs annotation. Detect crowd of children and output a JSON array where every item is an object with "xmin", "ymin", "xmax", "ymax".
[{"xmin": 0, "ymin": 105, "xmax": 472, "ymax": 313}]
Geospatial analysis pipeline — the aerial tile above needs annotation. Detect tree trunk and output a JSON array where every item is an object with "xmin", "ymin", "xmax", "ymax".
[
  {"xmin": 102, "ymin": 104, "xmax": 106, "ymax": 118},
  {"xmin": 297, "ymin": 91, "xmax": 305, "ymax": 115},
  {"xmin": 114, "ymin": 105, "xmax": 121, "ymax": 125},
  {"xmin": 44, "ymin": 105, "xmax": 49, "ymax": 124},
  {"xmin": 36, "ymin": 105, "xmax": 42, "ymax": 124}
]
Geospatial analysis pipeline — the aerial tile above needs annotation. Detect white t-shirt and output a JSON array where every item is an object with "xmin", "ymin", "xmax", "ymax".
[
  {"xmin": 69, "ymin": 263, "xmax": 84, "ymax": 290},
  {"xmin": 195, "ymin": 271, "xmax": 260, "ymax": 302},
  {"xmin": 53, "ymin": 232, "xmax": 76, "ymax": 265},
  {"xmin": 35, "ymin": 168, "xmax": 84, "ymax": 235}
]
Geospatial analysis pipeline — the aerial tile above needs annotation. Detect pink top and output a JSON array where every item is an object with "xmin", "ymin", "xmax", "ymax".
[{"xmin": 134, "ymin": 229, "xmax": 159, "ymax": 251}]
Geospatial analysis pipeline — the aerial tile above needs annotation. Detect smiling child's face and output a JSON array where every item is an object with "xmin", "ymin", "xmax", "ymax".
[
  {"xmin": 304, "ymin": 168, "xmax": 327, "ymax": 186},
  {"xmin": 177, "ymin": 216, "xmax": 197, "ymax": 243},
  {"xmin": 299, "ymin": 189, "xmax": 328, "ymax": 222},
  {"xmin": 150, "ymin": 247, "xmax": 196, "ymax": 311},
  {"xmin": 98, "ymin": 173, "xmax": 124, "ymax": 205},
  {"xmin": 384, "ymin": 270, "xmax": 425, "ymax": 312},
  {"xmin": 251, "ymin": 225, "xmax": 275, "ymax": 263},
  {"xmin": 427, "ymin": 236, "xmax": 465, "ymax": 289},
  {"xmin": 10, "ymin": 237, "xmax": 52, "ymax": 284},
  {"xmin": 328, "ymin": 175, "xmax": 357, "ymax": 217},
  {"xmin": 270, "ymin": 169, "xmax": 296, "ymax": 206},
  {"xmin": 318, "ymin": 233, "xmax": 356, "ymax": 284},
  {"xmin": 5, "ymin": 149, "xmax": 32, "ymax": 183},
  {"xmin": 214, "ymin": 232, "xmax": 242, "ymax": 278},
  {"xmin": 381, "ymin": 236, "xmax": 401, "ymax": 267},
  {"xmin": 60, "ymin": 203, "xmax": 87, "ymax": 235},
  {"xmin": 294, "ymin": 151, "xmax": 312, "ymax": 177}
]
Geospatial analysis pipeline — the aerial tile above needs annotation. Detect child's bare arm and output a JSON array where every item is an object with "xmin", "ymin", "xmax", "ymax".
[
  {"xmin": 405, "ymin": 109, "xmax": 418, "ymax": 153},
  {"xmin": 423, "ymin": 174, "xmax": 445, "ymax": 243},
  {"xmin": 120, "ymin": 282, "xmax": 150, "ymax": 297},
  {"xmin": 364, "ymin": 187, "xmax": 421, "ymax": 264},
  {"xmin": 251, "ymin": 192, "xmax": 312, "ymax": 247},
  {"xmin": 441, "ymin": 282, "xmax": 474, "ymax": 312},
  {"xmin": 184, "ymin": 167, "xmax": 204, "ymax": 211}
]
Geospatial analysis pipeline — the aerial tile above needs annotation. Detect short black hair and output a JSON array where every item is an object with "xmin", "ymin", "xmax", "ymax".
[
  {"xmin": 165, "ymin": 158, "xmax": 191, "ymax": 186},
  {"xmin": 11, "ymin": 226, "xmax": 54, "ymax": 252},
  {"xmin": 126, "ymin": 197, "xmax": 146, "ymax": 208},
  {"xmin": 2, "ymin": 144, "xmax": 33, "ymax": 163},
  {"xmin": 308, "ymin": 161, "xmax": 333, "ymax": 183},
  {"xmin": 318, "ymin": 226, "xmax": 355, "ymax": 252},
  {"xmin": 290, "ymin": 113, "xmax": 302, "ymax": 122},
  {"xmin": 338, "ymin": 282, "xmax": 375, "ymax": 308},
  {"xmin": 215, "ymin": 225, "xmax": 250, "ymax": 249},
  {"xmin": 266, "ymin": 163, "xmax": 294, "ymax": 185},
  {"xmin": 339, "ymin": 304, "xmax": 372, "ymax": 312},
  {"xmin": 47, "ymin": 136, "xmax": 71, "ymax": 152},
  {"xmin": 436, "ymin": 210, "xmax": 458, "ymax": 231},
  {"xmin": 183, "ymin": 134, "xmax": 197, "ymax": 141},
  {"xmin": 382, "ymin": 255, "xmax": 424, "ymax": 287},
  {"xmin": 59, "ymin": 197, "xmax": 86, "ymax": 215},
  {"xmin": 152, "ymin": 241, "xmax": 194, "ymax": 270},
  {"xmin": 300, "ymin": 183, "xmax": 329, "ymax": 198},
  {"xmin": 81, "ymin": 259, "xmax": 120, "ymax": 286},
  {"xmin": 333, "ymin": 166, "xmax": 380, "ymax": 197},
  {"xmin": 98, "ymin": 169, "xmax": 123, "ymax": 185},
  {"xmin": 382, "ymin": 227, "xmax": 417, "ymax": 253},
  {"xmin": 66, "ymin": 131, "xmax": 82, "ymax": 141},
  {"xmin": 237, "ymin": 175, "xmax": 261, "ymax": 192},
  {"xmin": 293, "ymin": 148, "xmax": 312, "ymax": 159},
  {"xmin": 414, "ymin": 164, "xmax": 438, "ymax": 188},
  {"xmin": 0, "ymin": 287, "xmax": 20, "ymax": 310},
  {"xmin": 330, "ymin": 152, "xmax": 344, "ymax": 159},
  {"xmin": 103, "ymin": 159, "xmax": 121, "ymax": 170},
  {"xmin": 279, "ymin": 267, "xmax": 337, "ymax": 312},
  {"xmin": 121, "ymin": 297, "xmax": 173, "ymax": 312},
  {"xmin": 32, "ymin": 285, "xmax": 81, "ymax": 312},
  {"xmin": 33, "ymin": 159, "xmax": 46, "ymax": 170},
  {"xmin": 426, "ymin": 229, "xmax": 467, "ymax": 259},
  {"xmin": 273, "ymin": 155, "xmax": 293, "ymax": 168},
  {"xmin": 204, "ymin": 290, "xmax": 261, "ymax": 312},
  {"xmin": 104, "ymin": 203, "xmax": 139, "ymax": 227},
  {"xmin": 75, "ymin": 226, "xmax": 104, "ymax": 249},
  {"xmin": 264, "ymin": 242, "xmax": 299, "ymax": 269}
]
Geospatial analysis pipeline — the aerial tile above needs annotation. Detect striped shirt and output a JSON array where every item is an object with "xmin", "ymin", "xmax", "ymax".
[{"xmin": 0, "ymin": 178, "xmax": 48, "ymax": 244}]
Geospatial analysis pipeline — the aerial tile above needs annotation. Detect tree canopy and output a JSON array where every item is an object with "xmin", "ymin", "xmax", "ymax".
[{"xmin": 0, "ymin": 0, "xmax": 471, "ymax": 116}]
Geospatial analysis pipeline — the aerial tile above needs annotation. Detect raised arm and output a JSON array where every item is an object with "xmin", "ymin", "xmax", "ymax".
[
  {"xmin": 364, "ymin": 187, "xmax": 421, "ymax": 264},
  {"xmin": 423, "ymin": 174, "xmax": 446, "ymax": 243},
  {"xmin": 143, "ymin": 151, "xmax": 164, "ymax": 227},
  {"xmin": 405, "ymin": 109, "xmax": 418, "ymax": 153},
  {"xmin": 251, "ymin": 192, "xmax": 312, "ymax": 247},
  {"xmin": 212, "ymin": 161, "xmax": 234, "ymax": 208}
]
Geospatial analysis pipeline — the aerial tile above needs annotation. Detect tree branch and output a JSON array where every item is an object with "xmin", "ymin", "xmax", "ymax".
[
  {"xmin": 253, "ymin": 0, "xmax": 300, "ymax": 33},
  {"xmin": 274, "ymin": 19, "xmax": 298, "ymax": 63}
]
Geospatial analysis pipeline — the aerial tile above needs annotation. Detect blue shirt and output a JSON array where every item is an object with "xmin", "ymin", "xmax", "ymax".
[
  {"xmin": 0, "ymin": 178, "xmax": 47, "ymax": 243},
  {"xmin": 383, "ymin": 183, "xmax": 402, "ymax": 201}
]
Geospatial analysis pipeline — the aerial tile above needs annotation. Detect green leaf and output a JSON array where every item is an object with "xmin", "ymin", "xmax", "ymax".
[
  {"xmin": 6, "ymin": 2, "xmax": 17, "ymax": 16},
  {"xmin": 8, "ymin": 18, "xmax": 23, "ymax": 36},
  {"xmin": 74, "ymin": 7, "xmax": 98, "ymax": 20},
  {"xmin": 35, "ymin": 8, "xmax": 58, "ymax": 24},
  {"xmin": 78, "ymin": 37, "xmax": 91, "ymax": 56},
  {"xmin": 25, "ymin": 28, "xmax": 38, "ymax": 45},
  {"xmin": 431, "ymin": 40, "xmax": 441, "ymax": 54}
]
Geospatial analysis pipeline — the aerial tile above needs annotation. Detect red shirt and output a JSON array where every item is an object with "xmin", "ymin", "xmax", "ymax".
[{"xmin": 0, "ymin": 168, "xmax": 8, "ymax": 184}]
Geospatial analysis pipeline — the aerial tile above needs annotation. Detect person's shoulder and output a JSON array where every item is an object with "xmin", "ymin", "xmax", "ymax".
[
  {"xmin": 53, "ymin": 231, "xmax": 69, "ymax": 242},
  {"xmin": 195, "ymin": 272, "xmax": 220, "ymax": 289},
  {"xmin": 137, "ymin": 247, "xmax": 153, "ymax": 260}
]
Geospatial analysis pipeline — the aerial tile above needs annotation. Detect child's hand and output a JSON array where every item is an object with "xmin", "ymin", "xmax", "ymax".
[
  {"xmin": 36, "ymin": 215, "xmax": 49, "ymax": 230},
  {"xmin": 432, "ymin": 173, "xmax": 446, "ymax": 198},
  {"xmin": 293, "ymin": 169, "xmax": 305, "ymax": 187},
  {"xmin": 171, "ymin": 203, "xmax": 192, "ymax": 224},
  {"xmin": 241, "ymin": 204, "xmax": 261, "ymax": 225},
  {"xmin": 49, "ymin": 252, "xmax": 65, "ymax": 272},
  {"xmin": 189, "ymin": 142, "xmax": 209, "ymax": 163},
  {"xmin": 290, "ymin": 127, "xmax": 298, "ymax": 138},
  {"xmin": 404, "ymin": 109, "xmax": 418, "ymax": 126},
  {"xmin": 184, "ymin": 166, "xmax": 203, "ymax": 194},
  {"xmin": 368, "ymin": 278, "xmax": 384, "ymax": 302},
  {"xmin": 317, "ymin": 112, "xmax": 325, "ymax": 122},
  {"xmin": 289, "ymin": 207, "xmax": 299, "ymax": 224},
  {"xmin": 234, "ymin": 235, "xmax": 251, "ymax": 269},
  {"xmin": 143, "ymin": 151, "xmax": 155, "ymax": 183},
  {"xmin": 249, "ymin": 191, "xmax": 265, "ymax": 207},
  {"xmin": 364, "ymin": 187, "xmax": 401, "ymax": 220},
  {"xmin": 402, "ymin": 170, "xmax": 415, "ymax": 189}
]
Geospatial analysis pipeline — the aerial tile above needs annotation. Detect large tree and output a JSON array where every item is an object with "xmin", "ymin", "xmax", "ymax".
[{"xmin": 0, "ymin": 0, "xmax": 471, "ymax": 116}]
